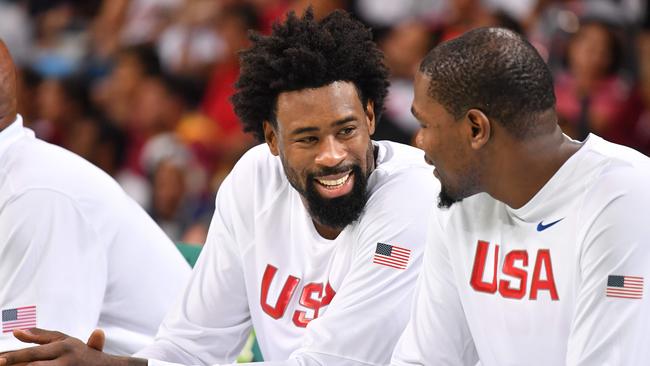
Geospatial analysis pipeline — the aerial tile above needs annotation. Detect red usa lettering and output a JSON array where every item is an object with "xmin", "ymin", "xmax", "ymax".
[
  {"xmin": 260, "ymin": 264, "xmax": 336, "ymax": 327},
  {"xmin": 470, "ymin": 240, "xmax": 559, "ymax": 300}
]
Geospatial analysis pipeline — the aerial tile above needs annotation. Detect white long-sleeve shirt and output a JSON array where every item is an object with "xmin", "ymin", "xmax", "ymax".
[
  {"xmin": 0, "ymin": 116, "xmax": 191, "ymax": 355},
  {"xmin": 135, "ymin": 141, "xmax": 437, "ymax": 366},
  {"xmin": 392, "ymin": 135, "xmax": 650, "ymax": 366}
]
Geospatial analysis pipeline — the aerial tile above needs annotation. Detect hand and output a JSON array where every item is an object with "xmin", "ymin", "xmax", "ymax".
[{"xmin": 0, "ymin": 328, "xmax": 116, "ymax": 366}]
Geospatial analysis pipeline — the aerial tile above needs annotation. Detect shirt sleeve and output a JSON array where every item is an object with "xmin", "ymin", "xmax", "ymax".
[
  {"xmin": 566, "ymin": 169, "xmax": 650, "ymax": 365},
  {"xmin": 0, "ymin": 190, "xmax": 107, "ymax": 352},
  {"xmin": 391, "ymin": 212, "xmax": 478, "ymax": 366},
  {"xmin": 135, "ymin": 174, "xmax": 252, "ymax": 365}
]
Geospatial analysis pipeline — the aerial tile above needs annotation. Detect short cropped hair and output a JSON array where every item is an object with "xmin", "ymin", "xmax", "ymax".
[
  {"xmin": 232, "ymin": 9, "xmax": 389, "ymax": 142},
  {"xmin": 420, "ymin": 27, "xmax": 556, "ymax": 138}
]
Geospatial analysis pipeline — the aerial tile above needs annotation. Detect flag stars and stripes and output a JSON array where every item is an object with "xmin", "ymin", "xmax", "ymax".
[
  {"xmin": 606, "ymin": 275, "xmax": 644, "ymax": 299},
  {"xmin": 373, "ymin": 243, "xmax": 411, "ymax": 270},
  {"xmin": 2, "ymin": 305, "xmax": 37, "ymax": 333}
]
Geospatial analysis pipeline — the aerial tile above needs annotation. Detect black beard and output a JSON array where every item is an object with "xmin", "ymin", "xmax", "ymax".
[
  {"xmin": 437, "ymin": 183, "xmax": 463, "ymax": 209},
  {"xmin": 303, "ymin": 164, "xmax": 369, "ymax": 229}
]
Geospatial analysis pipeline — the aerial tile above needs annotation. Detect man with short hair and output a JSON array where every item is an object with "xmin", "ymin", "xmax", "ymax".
[
  {"xmin": 0, "ymin": 9, "xmax": 436, "ymax": 366},
  {"xmin": 392, "ymin": 27, "xmax": 650, "ymax": 365},
  {"xmin": 0, "ymin": 40, "xmax": 191, "ymax": 355}
]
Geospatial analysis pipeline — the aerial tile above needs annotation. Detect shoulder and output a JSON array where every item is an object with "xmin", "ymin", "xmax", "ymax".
[
  {"xmin": 0, "ymin": 135, "xmax": 130, "ymax": 210},
  {"xmin": 353, "ymin": 141, "xmax": 438, "ymax": 242},
  {"xmin": 366, "ymin": 141, "xmax": 437, "ymax": 202},
  {"xmin": 581, "ymin": 136, "xmax": 650, "ymax": 200},
  {"xmin": 224, "ymin": 143, "xmax": 285, "ymax": 190},
  {"xmin": 213, "ymin": 143, "xmax": 289, "ymax": 227}
]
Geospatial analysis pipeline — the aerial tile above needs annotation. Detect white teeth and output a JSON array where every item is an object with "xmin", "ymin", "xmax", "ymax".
[{"xmin": 317, "ymin": 173, "xmax": 350, "ymax": 187}]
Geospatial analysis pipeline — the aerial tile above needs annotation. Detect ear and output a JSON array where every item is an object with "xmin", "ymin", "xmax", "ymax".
[
  {"xmin": 365, "ymin": 100, "xmax": 376, "ymax": 135},
  {"xmin": 263, "ymin": 120, "xmax": 280, "ymax": 156},
  {"xmin": 465, "ymin": 108, "xmax": 490, "ymax": 150}
]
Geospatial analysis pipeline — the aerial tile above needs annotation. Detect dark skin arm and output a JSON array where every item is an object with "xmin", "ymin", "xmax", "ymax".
[{"xmin": 0, "ymin": 328, "xmax": 147, "ymax": 366}]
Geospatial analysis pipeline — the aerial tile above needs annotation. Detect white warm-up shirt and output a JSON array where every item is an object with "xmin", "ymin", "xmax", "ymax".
[
  {"xmin": 136, "ymin": 141, "xmax": 437, "ymax": 366},
  {"xmin": 392, "ymin": 135, "xmax": 650, "ymax": 366},
  {"xmin": 0, "ymin": 117, "xmax": 191, "ymax": 354}
]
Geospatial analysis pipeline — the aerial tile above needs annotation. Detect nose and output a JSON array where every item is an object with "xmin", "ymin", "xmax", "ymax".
[
  {"xmin": 415, "ymin": 129, "xmax": 424, "ymax": 150},
  {"xmin": 314, "ymin": 136, "xmax": 346, "ymax": 167}
]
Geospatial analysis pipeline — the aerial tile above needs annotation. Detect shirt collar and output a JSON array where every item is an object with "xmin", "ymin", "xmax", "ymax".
[{"xmin": 0, "ymin": 115, "xmax": 27, "ymax": 158}]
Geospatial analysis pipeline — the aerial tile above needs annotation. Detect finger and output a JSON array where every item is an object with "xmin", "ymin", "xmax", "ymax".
[
  {"xmin": 86, "ymin": 329, "xmax": 105, "ymax": 352},
  {"xmin": 0, "ymin": 343, "xmax": 61, "ymax": 365},
  {"xmin": 12, "ymin": 329, "xmax": 67, "ymax": 345}
]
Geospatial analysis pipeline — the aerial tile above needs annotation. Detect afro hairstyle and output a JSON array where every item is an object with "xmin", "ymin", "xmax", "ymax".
[{"xmin": 232, "ymin": 8, "xmax": 389, "ymax": 142}]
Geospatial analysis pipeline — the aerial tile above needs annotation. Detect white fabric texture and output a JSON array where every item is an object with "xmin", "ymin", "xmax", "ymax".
[{"xmin": 0, "ymin": 116, "xmax": 191, "ymax": 355}]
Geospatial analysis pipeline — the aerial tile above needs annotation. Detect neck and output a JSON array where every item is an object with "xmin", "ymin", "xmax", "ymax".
[
  {"xmin": 485, "ymin": 126, "xmax": 582, "ymax": 209},
  {"xmin": 313, "ymin": 220, "xmax": 344, "ymax": 240},
  {"xmin": 0, "ymin": 111, "xmax": 16, "ymax": 131}
]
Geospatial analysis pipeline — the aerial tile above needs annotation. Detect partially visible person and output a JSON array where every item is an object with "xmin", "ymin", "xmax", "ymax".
[
  {"xmin": 200, "ymin": 3, "xmax": 259, "ymax": 170},
  {"xmin": 554, "ymin": 19, "xmax": 636, "ymax": 145},
  {"xmin": 0, "ymin": 39, "xmax": 191, "ymax": 355},
  {"xmin": 392, "ymin": 27, "xmax": 650, "ymax": 365},
  {"xmin": 375, "ymin": 20, "xmax": 434, "ymax": 145}
]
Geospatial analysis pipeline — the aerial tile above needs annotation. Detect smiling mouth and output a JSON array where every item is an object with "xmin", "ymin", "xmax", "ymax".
[
  {"xmin": 312, "ymin": 170, "xmax": 354, "ymax": 199},
  {"xmin": 315, "ymin": 172, "xmax": 351, "ymax": 188}
]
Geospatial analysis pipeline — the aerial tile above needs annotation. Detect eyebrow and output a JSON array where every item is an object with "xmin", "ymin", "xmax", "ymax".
[{"xmin": 289, "ymin": 115, "xmax": 357, "ymax": 136}]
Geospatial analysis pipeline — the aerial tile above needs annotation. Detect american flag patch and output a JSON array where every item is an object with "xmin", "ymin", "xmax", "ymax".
[
  {"xmin": 606, "ymin": 275, "xmax": 644, "ymax": 299},
  {"xmin": 373, "ymin": 243, "xmax": 411, "ymax": 270},
  {"xmin": 2, "ymin": 305, "xmax": 37, "ymax": 333}
]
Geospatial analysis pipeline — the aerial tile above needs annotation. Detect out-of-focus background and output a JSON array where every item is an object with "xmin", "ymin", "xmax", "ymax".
[{"xmin": 1, "ymin": 0, "xmax": 648, "ymax": 246}]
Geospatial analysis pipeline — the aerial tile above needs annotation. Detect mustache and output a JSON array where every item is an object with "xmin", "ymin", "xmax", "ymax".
[{"xmin": 308, "ymin": 164, "xmax": 357, "ymax": 179}]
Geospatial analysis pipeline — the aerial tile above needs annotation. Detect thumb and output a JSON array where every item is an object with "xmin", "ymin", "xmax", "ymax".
[{"xmin": 86, "ymin": 329, "xmax": 105, "ymax": 351}]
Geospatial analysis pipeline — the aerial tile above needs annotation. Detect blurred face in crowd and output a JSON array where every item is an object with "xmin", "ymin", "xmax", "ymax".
[
  {"xmin": 132, "ymin": 77, "xmax": 182, "ymax": 132},
  {"xmin": 381, "ymin": 21, "xmax": 431, "ymax": 78},
  {"xmin": 153, "ymin": 159, "xmax": 186, "ymax": 220},
  {"xmin": 568, "ymin": 22, "xmax": 615, "ymax": 80},
  {"xmin": 412, "ymin": 71, "xmax": 481, "ymax": 208},
  {"xmin": 36, "ymin": 79, "xmax": 67, "ymax": 122},
  {"xmin": 264, "ymin": 81, "xmax": 376, "ymax": 233}
]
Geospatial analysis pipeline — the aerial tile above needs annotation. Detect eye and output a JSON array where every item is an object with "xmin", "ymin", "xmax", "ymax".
[
  {"xmin": 296, "ymin": 136, "xmax": 318, "ymax": 144},
  {"xmin": 339, "ymin": 126, "xmax": 356, "ymax": 136}
]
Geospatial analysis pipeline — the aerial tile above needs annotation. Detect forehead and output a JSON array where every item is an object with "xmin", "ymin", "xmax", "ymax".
[
  {"xmin": 412, "ymin": 71, "xmax": 453, "ymax": 120},
  {"xmin": 275, "ymin": 81, "xmax": 363, "ymax": 131},
  {"xmin": 412, "ymin": 72, "xmax": 434, "ymax": 115}
]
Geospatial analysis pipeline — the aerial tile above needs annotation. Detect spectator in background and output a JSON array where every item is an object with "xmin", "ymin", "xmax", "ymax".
[
  {"xmin": 94, "ymin": 44, "xmax": 161, "ymax": 128},
  {"xmin": 201, "ymin": 3, "xmax": 258, "ymax": 171},
  {"xmin": 32, "ymin": 76, "xmax": 90, "ymax": 147},
  {"xmin": 157, "ymin": 0, "xmax": 223, "ymax": 78},
  {"xmin": 375, "ymin": 20, "xmax": 434, "ymax": 144},
  {"xmin": 29, "ymin": 1, "xmax": 88, "ymax": 78},
  {"xmin": 141, "ymin": 133, "xmax": 212, "ymax": 243},
  {"xmin": 554, "ymin": 18, "xmax": 636, "ymax": 145}
]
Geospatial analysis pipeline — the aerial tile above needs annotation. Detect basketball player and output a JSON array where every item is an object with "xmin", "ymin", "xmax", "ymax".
[
  {"xmin": 392, "ymin": 27, "xmax": 650, "ymax": 365},
  {"xmin": 0, "ymin": 9, "xmax": 437, "ymax": 366}
]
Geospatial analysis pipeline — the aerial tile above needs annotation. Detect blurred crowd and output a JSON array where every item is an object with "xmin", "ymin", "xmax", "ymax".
[{"xmin": 0, "ymin": 0, "xmax": 648, "ymax": 245}]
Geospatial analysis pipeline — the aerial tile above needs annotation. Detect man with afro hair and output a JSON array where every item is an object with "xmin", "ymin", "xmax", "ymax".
[{"xmin": 1, "ymin": 8, "xmax": 437, "ymax": 366}]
